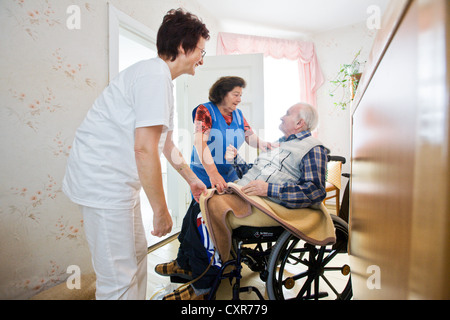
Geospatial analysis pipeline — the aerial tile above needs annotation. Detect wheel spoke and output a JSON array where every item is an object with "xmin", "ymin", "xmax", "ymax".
[
  {"xmin": 286, "ymin": 253, "xmax": 308, "ymax": 267},
  {"xmin": 267, "ymin": 217, "xmax": 352, "ymax": 300},
  {"xmin": 320, "ymin": 274, "xmax": 342, "ymax": 299},
  {"xmin": 285, "ymin": 270, "xmax": 309, "ymax": 283},
  {"xmin": 295, "ymin": 274, "xmax": 314, "ymax": 300}
]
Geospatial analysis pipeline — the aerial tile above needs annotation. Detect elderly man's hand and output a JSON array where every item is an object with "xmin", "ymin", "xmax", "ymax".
[
  {"xmin": 241, "ymin": 180, "xmax": 268, "ymax": 197},
  {"xmin": 225, "ymin": 144, "xmax": 238, "ymax": 163}
]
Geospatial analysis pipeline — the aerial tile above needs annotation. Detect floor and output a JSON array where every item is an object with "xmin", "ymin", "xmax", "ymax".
[
  {"xmin": 146, "ymin": 239, "xmax": 268, "ymax": 300},
  {"xmin": 145, "ymin": 205, "xmax": 350, "ymax": 300}
]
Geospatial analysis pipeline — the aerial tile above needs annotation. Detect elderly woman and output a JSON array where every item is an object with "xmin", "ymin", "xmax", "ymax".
[
  {"xmin": 156, "ymin": 76, "xmax": 272, "ymax": 299},
  {"xmin": 191, "ymin": 76, "xmax": 272, "ymax": 192}
]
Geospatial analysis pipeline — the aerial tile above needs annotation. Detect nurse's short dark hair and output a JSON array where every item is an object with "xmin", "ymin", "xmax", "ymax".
[
  {"xmin": 157, "ymin": 8, "xmax": 210, "ymax": 62},
  {"xmin": 209, "ymin": 76, "xmax": 247, "ymax": 105}
]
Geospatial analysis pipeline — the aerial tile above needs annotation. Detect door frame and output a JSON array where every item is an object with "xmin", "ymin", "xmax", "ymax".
[{"xmin": 171, "ymin": 53, "xmax": 265, "ymax": 219}]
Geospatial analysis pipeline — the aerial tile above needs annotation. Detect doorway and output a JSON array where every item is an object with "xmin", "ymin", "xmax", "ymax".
[{"xmin": 109, "ymin": 5, "xmax": 179, "ymax": 247}]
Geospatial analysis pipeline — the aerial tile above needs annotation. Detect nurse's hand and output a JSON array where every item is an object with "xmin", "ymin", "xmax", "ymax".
[
  {"xmin": 258, "ymin": 140, "xmax": 278, "ymax": 152},
  {"xmin": 151, "ymin": 210, "xmax": 173, "ymax": 237},
  {"xmin": 189, "ymin": 177, "xmax": 207, "ymax": 202},
  {"xmin": 209, "ymin": 172, "xmax": 227, "ymax": 193}
]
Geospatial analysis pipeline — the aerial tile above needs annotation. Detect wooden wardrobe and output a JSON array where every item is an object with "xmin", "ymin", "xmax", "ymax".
[{"xmin": 349, "ymin": 0, "xmax": 449, "ymax": 299}]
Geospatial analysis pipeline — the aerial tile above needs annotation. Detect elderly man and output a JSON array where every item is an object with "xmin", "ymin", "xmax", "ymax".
[{"xmin": 157, "ymin": 103, "xmax": 329, "ymax": 300}]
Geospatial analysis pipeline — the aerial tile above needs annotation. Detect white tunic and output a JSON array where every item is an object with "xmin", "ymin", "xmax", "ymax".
[{"xmin": 63, "ymin": 57, "xmax": 174, "ymax": 209}]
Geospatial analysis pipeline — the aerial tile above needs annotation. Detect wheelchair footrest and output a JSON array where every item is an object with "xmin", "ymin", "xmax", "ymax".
[
  {"xmin": 303, "ymin": 292, "xmax": 329, "ymax": 300},
  {"xmin": 235, "ymin": 285, "xmax": 265, "ymax": 300}
]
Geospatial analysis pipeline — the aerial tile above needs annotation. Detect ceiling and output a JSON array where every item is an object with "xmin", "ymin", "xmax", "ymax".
[{"xmin": 196, "ymin": 0, "xmax": 391, "ymax": 39}]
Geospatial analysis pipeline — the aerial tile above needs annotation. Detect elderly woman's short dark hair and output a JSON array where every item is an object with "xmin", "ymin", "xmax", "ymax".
[{"xmin": 209, "ymin": 76, "xmax": 246, "ymax": 105}]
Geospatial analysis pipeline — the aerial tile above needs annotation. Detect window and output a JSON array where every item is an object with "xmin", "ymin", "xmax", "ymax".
[{"xmin": 264, "ymin": 56, "xmax": 301, "ymax": 142}]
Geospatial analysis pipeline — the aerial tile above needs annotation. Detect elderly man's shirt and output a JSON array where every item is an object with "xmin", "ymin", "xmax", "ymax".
[{"xmin": 235, "ymin": 131, "xmax": 328, "ymax": 209}]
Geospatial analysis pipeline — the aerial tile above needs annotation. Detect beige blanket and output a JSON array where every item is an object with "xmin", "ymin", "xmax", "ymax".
[{"xmin": 199, "ymin": 183, "xmax": 336, "ymax": 262}]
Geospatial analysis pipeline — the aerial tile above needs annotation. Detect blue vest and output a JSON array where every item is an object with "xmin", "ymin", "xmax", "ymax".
[{"xmin": 190, "ymin": 102, "xmax": 245, "ymax": 187}]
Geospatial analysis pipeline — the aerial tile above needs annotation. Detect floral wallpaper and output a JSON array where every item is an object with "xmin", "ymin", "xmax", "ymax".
[
  {"xmin": 314, "ymin": 23, "xmax": 377, "ymax": 174},
  {"xmin": 0, "ymin": 0, "xmax": 105, "ymax": 299},
  {"xmin": 0, "ymin": 0, "xmax": 217, "ymax": 300}
]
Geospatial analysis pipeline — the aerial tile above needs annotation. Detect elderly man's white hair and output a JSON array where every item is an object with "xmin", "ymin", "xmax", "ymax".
[{"xmin": 293, "ymin": 103, "xmax": 319, "ymax": 132}]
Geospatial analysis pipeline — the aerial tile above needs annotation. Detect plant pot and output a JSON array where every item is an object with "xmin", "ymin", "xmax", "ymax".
[{"xmin": 350, "ymin": 73, "xmax": 362, "ymax": 99}]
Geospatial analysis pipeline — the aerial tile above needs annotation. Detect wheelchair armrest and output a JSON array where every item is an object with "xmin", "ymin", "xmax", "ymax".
[{"xmin": 327, "ymin": 155, "xmax": 346, "ymax": 164}]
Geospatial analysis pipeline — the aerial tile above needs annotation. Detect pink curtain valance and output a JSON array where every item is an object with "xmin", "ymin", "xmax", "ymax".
[{"xmin": 216, "ymin": 32, "xmax": 324, "ymax": 107}]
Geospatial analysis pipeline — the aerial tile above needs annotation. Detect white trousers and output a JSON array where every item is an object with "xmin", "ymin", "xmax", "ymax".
[{"xmin": 81, "ymin": 201, "xmax": 148, "ymax": 300}]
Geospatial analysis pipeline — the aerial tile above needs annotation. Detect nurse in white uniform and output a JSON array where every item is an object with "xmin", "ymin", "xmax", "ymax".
[{"xmin": 62, "ymin": 8, "xmax": 210, "ymax": 300}]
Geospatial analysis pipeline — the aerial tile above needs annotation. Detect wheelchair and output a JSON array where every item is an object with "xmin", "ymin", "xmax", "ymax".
[{"xmin": 206, "ymin": 156, "xmax": 352, "ymax": 300}]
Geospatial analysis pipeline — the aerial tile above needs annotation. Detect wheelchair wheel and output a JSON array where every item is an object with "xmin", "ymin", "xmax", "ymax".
[{"xmin": 266, "ymin": 215, "xmax": 352, "ymax": 300}]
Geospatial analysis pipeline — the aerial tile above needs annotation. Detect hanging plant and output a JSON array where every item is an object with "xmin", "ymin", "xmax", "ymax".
[{"xmin": 329, "ymin": 50, "xmax": 364, "ymax": 110}]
